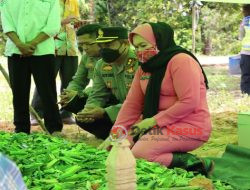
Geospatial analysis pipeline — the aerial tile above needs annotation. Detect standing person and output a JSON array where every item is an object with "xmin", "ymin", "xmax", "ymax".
[
  {"xmin": 59, "ymin": 24, "xmax": 102, "ymax": 113},
  {"xmin": 1, "ymin": 0, "xmax": 63, "ymax": 134},
  {"xmin": 31, "ymin": 0, "xmax": 80, "ymax": 125},
  {"xmin": 0, "ymin": 153, "xmax": 27, "ymax": 190},
  {"xmin": 100, "ymin": 22, "xmax": 213, "ymax": 176},
  {"xmin": 75, "ymin": 26, "xmax": 139, "ymax": 140},
  {"xmin": 239, "ymin": 4, "xmax": 250, "ymax": 94}
]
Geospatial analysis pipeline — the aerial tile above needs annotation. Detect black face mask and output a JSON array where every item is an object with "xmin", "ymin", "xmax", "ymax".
[
  {"xmin": 100, "ymin": 43, "xmax": 125, "ymax": 63},
  {"xmin": 100, "ymin": 48, "xmax": 121, "ymax": 63}
]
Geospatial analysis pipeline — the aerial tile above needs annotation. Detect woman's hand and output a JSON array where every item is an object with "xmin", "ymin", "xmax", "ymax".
[
  {"xmin": 129, "ymin": 117, "xmax": 157, "ymax": 139},
  {"xmin": 98, "ymin": 137, "xmax": 112, "ymax": 151}
]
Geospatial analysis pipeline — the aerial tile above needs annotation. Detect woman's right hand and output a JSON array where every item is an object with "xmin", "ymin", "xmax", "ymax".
[{"xmin": 98, "ymin": 137, "xmax": 112, "ymax": 151}]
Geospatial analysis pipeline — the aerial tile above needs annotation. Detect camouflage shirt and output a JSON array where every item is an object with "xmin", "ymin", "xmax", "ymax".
[{"xmin": 86, "ymin": 47, "xmax": 139, "ymax": 122}]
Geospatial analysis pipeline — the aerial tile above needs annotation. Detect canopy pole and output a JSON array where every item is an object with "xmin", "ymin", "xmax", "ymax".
[
  {"xmin": 192, "ymin": 4, "xmax": 196, "ymax": 54},
  {"xmin": 191, "ymin": 0, "xmax": 203, "ymax": 54},
  {"xmin": 89, "ymin": 0, "xmax": 95, "ymax": 23}
]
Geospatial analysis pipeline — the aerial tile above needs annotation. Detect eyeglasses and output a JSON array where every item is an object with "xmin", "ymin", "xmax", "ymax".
[{"xmin": 79, "ymin": 42, "xmax": 96, "ymax": 47}]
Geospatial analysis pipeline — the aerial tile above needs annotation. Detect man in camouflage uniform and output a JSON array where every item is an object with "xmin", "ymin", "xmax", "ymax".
[
  {"xmin": 59, "ymin": 24, "xmax": 101, "ymax": 113},
  {"xmin": 76, "ymin": 26, "xmax": 139, "ymax": 139}
]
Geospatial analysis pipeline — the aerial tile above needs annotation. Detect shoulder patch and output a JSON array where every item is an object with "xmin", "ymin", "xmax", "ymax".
[
  {"xmin": 125, "ymin": 58, "xmax": 137, "ymax": 74},
  {"xmin": 127, "ymin": 58, "xmax": 137, "ymax": 66}
]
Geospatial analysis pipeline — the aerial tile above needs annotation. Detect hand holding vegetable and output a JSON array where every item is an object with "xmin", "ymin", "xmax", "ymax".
[
  {"xmin": 76, "ymin": 106, "xmax": 105, "ymax": 123},
  {"xmin": 59, "ymin": 89, "xmax": 77, "ymax": 107}
]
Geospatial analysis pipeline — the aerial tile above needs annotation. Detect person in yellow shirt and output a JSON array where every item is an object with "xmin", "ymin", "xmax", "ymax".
[{"xmin": 30, "ymin": 0, "xmax": 81, "ymax": 125}]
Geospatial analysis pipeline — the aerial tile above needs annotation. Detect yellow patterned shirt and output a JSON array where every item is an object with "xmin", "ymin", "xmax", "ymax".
[{"xmin": 55, "ymin": 0, "xmax": 80, "ymax": 56}]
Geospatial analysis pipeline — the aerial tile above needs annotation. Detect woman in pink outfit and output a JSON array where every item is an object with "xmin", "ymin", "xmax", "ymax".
[{"xmin": 100, "ymin": 22, "xmax": 213, "ymax": 176}]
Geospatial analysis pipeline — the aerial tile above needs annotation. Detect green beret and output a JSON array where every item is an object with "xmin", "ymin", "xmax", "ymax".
[{"xmin": 96, "ymin": 26, "xmax": 128, "ymax": 43}]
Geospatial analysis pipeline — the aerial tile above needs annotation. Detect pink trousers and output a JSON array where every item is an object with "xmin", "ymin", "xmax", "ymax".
[{"xmin": 129, "ymin": 127, "xmax": 205, "ymax": 167}]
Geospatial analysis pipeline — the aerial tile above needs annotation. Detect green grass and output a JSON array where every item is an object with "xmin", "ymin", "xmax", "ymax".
[
  {"xmin": 0, "ymin": 89, "xmax": 12, "ymax": 121},
  {"xmin": 204, "ymin": 66, "xmax": 240, "ymax": 92}
]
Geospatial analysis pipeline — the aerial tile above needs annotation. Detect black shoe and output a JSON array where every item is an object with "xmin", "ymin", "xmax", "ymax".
[
  {"xmin": 14, "ymin": 128, "xmax": 30, "ymax": 134},
  {"xmin": 169, "ymin": 153, "xmax": 214, "ymax": 177},
  {"xmin": 201, "ymin": 157, "xmax": 215, "ymax": 177}
]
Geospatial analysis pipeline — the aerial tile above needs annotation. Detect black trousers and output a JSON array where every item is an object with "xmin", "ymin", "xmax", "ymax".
[
  {"xmin": 63, "ymin": 95, "xmax": 112, "ymax": 139},
  {"xmin": 8, "ymin": 54, "xmax": 63, "ymax": 134},
  {"xmin": 31, "ymin": 56, "xmax": 78, "ymax": 118},
  {"xmin": 240, "ymin": 54, "xmax": 250, "ymax": 94},
  {"xmin": 76, "ymin": 112, "xmax": 113, "ymax": 140},
  {"xmin": 63, "ymin": 95, "xmax": 88, "ymax": 114}
]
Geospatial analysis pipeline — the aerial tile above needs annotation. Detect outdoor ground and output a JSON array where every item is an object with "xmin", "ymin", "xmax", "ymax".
[{"xmin": 0, "ymin": 56, "xmax": 250, "ymax": 157}]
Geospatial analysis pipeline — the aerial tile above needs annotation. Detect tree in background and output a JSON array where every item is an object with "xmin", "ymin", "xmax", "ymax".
[
  {"xmin": 93, "ymin": 0, "xmax": 242, "ymax": 55},
  {"xmin": 0, "ymin": 0, "xmax": 243, "ymax": 55},
  {"xmin": 79, "ymin": 0, "xmax": 91, "ymax": 20},
  {"xmin": 94, "ymin": 0, "xmax": 193, "ymax": 50},
  {"xmin": 198, "ymin": 2, "xmax": 241, "ymax": 55}
]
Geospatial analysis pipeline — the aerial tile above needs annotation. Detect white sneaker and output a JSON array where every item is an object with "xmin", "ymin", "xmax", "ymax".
[{"xmin": 30, "ymin": 116, "xmax": 39, "ymax": 126}]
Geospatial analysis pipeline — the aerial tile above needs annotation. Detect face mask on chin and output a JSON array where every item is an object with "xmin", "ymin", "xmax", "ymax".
[
  {"xmin": 136, "ymin": 47, "xmax": 159, "ymax": 63},
  {"xmin": 100, "ymin": 43, "xmax": 125, "ymax": 63}
]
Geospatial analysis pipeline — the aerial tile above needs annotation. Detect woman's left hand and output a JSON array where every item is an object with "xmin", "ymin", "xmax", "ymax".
[{"xmin": 129, "ymin": 117, "xmax": 157, "ymax": 138}]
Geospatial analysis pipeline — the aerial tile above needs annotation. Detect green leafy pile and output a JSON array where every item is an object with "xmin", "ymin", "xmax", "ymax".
[{"xmin": 0, "ymin": 132, "xmax": 232, "ymax": 190}]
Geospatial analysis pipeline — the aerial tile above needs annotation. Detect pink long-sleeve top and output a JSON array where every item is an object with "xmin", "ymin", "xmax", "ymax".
[{"xmin": 114, "ymin": 53, "xmax": 212, "ymax": 141}]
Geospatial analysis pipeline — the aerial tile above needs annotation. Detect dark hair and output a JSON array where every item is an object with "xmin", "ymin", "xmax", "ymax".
[
  {"xmin": 243, "ymin": 4, "xmax": 250, "ymax": 17},
  {"xmin": 76, "ymin": 24, "xmax": 102, "ymax": 37}
]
